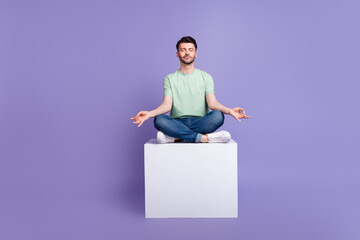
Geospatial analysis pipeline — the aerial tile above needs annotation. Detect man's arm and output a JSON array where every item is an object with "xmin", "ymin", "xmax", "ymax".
[
  {"xmin": 149, "ymin": 96, "xmax": 173, "ymax": 117},
  {"xmin": 130, "ymin": 96, "xmax": 173, "ymax": 127},
  {"xmin": 206, "ymin": 93, "xmax": 250, "ymax": 122},
  {"xmin": 206, "ymin": 93, "xmax": 231, "ymax": 114}
]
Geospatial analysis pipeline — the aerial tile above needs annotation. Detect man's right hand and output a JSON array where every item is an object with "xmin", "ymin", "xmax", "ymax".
[{"xmin": 130, "ymin": 111, "xmax": 151, "ymax": 127}]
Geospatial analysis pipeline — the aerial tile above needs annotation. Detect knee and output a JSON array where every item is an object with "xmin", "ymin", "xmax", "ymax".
[
  {"xmin": 153, "ymin": 114, "xmax": 168, "ymax": 129},
  {"xmin": 212, "ymin": 110, "xmax": 224, "ymax": 127}
]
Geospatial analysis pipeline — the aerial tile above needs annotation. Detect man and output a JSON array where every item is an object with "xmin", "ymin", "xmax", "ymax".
[{"xmin": 131, "ymin": 36, "xmax": 250, "ymax": 143}]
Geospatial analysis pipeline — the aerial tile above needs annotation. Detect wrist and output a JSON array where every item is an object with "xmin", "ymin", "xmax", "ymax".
[
  {"xmin": 225, "ymin": 108, "xmax": 232, "ymax": 114},
  {"xmin": 149, "ymin": 111, "xmax": 155, "ymax": 118}
]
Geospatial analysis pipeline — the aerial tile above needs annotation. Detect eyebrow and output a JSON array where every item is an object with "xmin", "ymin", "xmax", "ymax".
[{"xmin": 180, "ymin": 48, "xmax": 194, "ymax": 50}]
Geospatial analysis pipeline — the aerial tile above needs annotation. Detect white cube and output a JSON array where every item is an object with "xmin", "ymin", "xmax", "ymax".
[{"xmin": 144, "ymin": 139, "xmax": 238, "ymax": 218}]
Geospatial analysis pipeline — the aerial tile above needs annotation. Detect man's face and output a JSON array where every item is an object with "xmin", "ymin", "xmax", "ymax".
[{"xmin": 176, "ymin": 43, "xmax": 197, "ymax": 65}]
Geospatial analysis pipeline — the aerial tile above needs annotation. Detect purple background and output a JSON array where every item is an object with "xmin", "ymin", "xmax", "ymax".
[{"xmin": 1, "ymin": 0, "xmax": 359, "ymax": 239}]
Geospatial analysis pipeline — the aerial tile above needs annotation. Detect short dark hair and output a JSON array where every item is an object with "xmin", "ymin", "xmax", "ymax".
[{"xmin": 176, "ymin": 36, "xmax": 197, "ymax": 51}]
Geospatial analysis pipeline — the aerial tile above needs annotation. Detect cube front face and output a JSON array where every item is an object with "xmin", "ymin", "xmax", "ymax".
[{"xmin": 144, "ymin": 139, "xmax": 238, "ymax": 218}]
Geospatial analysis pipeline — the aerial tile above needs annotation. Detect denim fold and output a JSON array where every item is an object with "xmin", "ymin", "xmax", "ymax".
[{"xmin": 154, "ymin": 110, "xmax": 224, "ymax": 143}]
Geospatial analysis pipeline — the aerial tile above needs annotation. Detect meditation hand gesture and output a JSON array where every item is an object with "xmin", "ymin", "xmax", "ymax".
[
  {"xmin": 131, "ymin": 111, "xmax": 151, "ymax": 127},
  {"xmin": 229, "ymin": 107, "xmax": 250, "ymax": 122}
]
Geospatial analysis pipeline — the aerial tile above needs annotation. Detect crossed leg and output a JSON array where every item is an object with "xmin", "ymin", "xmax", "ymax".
[{"xmin": 153, "ymin": 110, "xmax": 224, "ymax": 143}]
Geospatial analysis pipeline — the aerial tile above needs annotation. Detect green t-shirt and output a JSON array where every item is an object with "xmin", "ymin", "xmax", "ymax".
[{"xmin": 163, "ymin": 68, "xmax": 215, "ymax": 118}]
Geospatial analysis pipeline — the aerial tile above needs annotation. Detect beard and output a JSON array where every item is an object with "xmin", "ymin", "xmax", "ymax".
[{"xmin": 179, "ymin": 55, "xmax": 195, "ymax": 65}]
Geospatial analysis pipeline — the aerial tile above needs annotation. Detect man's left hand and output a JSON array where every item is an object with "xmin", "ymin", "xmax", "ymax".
[{"xmin": 229, "ymin": 107, "xmax": 250, "ymax": 122}]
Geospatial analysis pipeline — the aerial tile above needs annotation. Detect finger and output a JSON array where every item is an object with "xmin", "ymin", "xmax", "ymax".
[{"xmin": 138, "ymin": 121, "xmax": 144, "ymax": 127}]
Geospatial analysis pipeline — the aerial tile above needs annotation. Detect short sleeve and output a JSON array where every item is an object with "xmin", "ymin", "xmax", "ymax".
[
  {"xmin": 163, "ymin": 76, "xmax": 173, "ymax": 96},
  {"xmin": 205, "ymin": 74, "xmax": 215, "ymax": 94}
]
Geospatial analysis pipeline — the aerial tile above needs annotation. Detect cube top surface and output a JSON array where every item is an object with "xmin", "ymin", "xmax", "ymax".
[{"xmin": 145, "ymin": 139, "xmax": 237, "ymax": 145}]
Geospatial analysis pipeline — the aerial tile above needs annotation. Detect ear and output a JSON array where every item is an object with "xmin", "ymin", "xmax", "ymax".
[{"xmin": 176, "ymin": 51, "xmax": 179, "ymax": 58}]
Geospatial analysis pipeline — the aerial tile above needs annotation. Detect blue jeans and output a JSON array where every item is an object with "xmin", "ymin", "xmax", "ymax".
[{"xmin": 153, "ymin": 110, "xmax": 225, "ymax": 143}]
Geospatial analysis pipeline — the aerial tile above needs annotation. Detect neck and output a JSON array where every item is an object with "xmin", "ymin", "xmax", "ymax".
[{"xmin": 180, "ymin": 63, "xmax": 195, "ymax": 74}]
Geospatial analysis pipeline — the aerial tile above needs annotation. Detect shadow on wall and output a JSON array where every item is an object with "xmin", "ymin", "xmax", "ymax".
[{"xmin": 111, "ymin": 116, "xmax": 158, "ymax": 216}]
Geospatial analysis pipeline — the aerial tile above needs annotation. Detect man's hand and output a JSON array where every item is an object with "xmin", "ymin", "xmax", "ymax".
[
  {"xmin": 130, "ymin": 111, "xmax": 151, "ymax": 127},
  {"xmin": 228, "ymin": 107, "xmax": 250, "ymax": 122}
]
